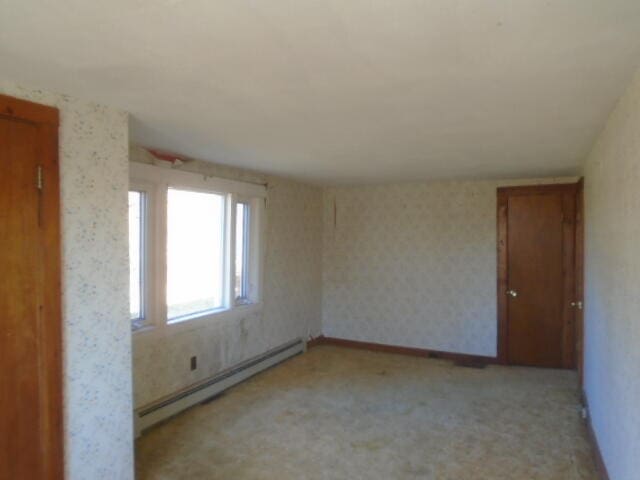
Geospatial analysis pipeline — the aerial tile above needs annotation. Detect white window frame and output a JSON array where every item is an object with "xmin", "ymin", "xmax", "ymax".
[
  {"xmin": 130, "ymin": 162, "xmax": 266, "ymax": 337},
  {"xmin": 129, "ymin": 180, "xmax": 155, "ymax": 332},
  {"xmin": 233, "ymin": 197, "xmax": 259, "ymax": 305},
  {"xmin": 165, "ymin": 185, "xmax": 228, "ymax": 323}
]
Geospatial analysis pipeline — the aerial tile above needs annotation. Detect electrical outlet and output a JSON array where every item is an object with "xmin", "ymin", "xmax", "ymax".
[{"xmin": 190, "ymin": 356, "xmax": 197, "ymax": 371}]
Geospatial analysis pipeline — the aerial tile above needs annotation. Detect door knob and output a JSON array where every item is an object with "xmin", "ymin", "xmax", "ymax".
[
  {"xmin": 571, "ymin": 301, "xmax": 583, "ymax": 310},
  {"xmin": 507, "ymin": 289, "xmax": 518, "ymax": 297}
]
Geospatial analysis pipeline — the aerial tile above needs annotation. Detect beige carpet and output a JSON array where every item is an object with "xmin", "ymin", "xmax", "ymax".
[{"xmin": 136, "ymin": 345, "xmax": 598, "ymax": 479}]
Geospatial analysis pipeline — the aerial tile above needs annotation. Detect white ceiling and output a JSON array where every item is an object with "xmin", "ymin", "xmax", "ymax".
[{"xmin": 2, "ymin": 1, "xmax": 640, "ymax": 185}]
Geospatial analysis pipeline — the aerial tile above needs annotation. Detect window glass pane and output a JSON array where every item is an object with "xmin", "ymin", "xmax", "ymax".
[
  {"xmin": 129, "ymin": 191, "xmax": 143, "ymax": 322},
  {"xmin": 167, "ymin": 188, "xmax": 225, "ymax": 320},
  {"xmin": 235, "ymin": 203, "xmax": 249, "ymax": 300}
]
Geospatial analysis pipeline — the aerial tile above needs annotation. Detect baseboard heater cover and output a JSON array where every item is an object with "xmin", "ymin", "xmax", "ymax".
[{"xmin": 135, "ymin": 338, "xmax": 306, "ymax": 436}]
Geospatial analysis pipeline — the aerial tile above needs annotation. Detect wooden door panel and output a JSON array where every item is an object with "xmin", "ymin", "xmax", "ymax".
[
  {"xmin": 507, "ymin": 193, "xmax": 564, "ymax": 367},
  {"xmin": 497, "ymin": 184, "xmax": 577, "ymax": 369},
  {"xmin": 0, "ymin": 117, "xmax": 44, "ymax": 479},
  {"xmin": 0, "ymin": 95, "xmax": 62, "ymax": 480},
  {"xmin": 575, "ymin": 179, "xmax": 584, "ymax": 381},
  {"xmin": 560, "ymin": 191, "xmax": 577, "ymax": 369}
]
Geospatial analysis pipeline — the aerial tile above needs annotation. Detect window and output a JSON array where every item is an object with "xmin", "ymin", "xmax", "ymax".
[
  {"xmin": 235, "ymin": 202, "xmax": 250, "ymax": 303},
  {"xmin": 128, "ymin": 190, "xmax": 146, "ymax": 328},
  {"xmin": 167, "ymin": 188, "xmax": 225, "ymax": 321},
  {"xmin": 129, "ymin": 162, "xmax": 265, "ymax": 332}
]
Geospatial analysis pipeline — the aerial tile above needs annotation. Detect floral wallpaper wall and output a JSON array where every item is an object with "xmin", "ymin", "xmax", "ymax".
[
  {"xmin": 0, "ymin": 83, "xmax": 133, "ymax": 479},
  {"xmin": 323, "ymin": 176, "xmax": 577, "ymax": 357},
  {"xmin": 582, "ymin": 68, "xmax": 640, "ymax": 480},
  {"xmin": 131, "ymin": 147, "xmax": 323, "ymax": 408}
]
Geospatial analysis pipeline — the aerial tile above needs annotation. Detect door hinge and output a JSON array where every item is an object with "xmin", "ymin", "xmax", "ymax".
[{"xmin": 37, "ymin": 165, "xmax": 43, "ymax": 190}]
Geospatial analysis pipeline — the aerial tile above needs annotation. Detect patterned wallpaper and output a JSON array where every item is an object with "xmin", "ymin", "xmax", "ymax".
[
  {"xmin": 131, "ymin": 147, "xmax": 323, "ymax": 407},
  {"xmin": 0, "ymin": 83, "xmax": 593, "ymax": 478},
  {"xmin": 583, "ymin": 69, "xmax": 640, "ymax": 480},
  {"xmin": 0, "ymin": 83, "xmax": 133, "ymax": 479},
  {"xmin": 323, "ymin": 177, "xmax": 577, "ymax": 357}
]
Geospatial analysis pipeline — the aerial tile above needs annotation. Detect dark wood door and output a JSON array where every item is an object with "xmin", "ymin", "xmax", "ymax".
[
  {"xmin": 0, "ymin": 95, "xmax": 63, "ymax": 479},
  {"xmin": 497, "ymin": 184, "xmax": 577, "ymax": 369},
  {"xmin": 575, "ymin": 179, "xmax": 584, "ymax": 383}
]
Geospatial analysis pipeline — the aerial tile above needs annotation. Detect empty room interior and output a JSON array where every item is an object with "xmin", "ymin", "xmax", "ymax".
[{"xmin": 2, "ymin": 1, "xmax": 640, "ymax": 479}]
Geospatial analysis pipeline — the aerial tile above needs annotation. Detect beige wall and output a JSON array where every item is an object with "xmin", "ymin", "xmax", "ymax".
[
  {"xmin": 323, "ymin": 177, "xmax": 577, "ymax": 357},
  {"xmin": 582, "ymin": 69, "xmax": 640, "ymax": 480},
  {"xmin": 0, "ymin": 83, "xmax": 133, "ymax": 479},
  {"xmin": 131, "ymin": 147, "xmax": 323, "ymax": 407}
]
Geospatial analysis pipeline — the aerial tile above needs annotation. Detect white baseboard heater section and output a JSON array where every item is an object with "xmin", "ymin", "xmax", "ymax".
[{"xmin": 135, "ymin": 338, "xmax": 306, "ymax": 436}]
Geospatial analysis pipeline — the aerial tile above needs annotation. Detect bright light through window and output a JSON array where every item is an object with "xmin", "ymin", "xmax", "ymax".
[
  {"xmin": 129, "ymin": 191, "xmax": 144, "ymax": 322},
  {"xmin": 235, "ymin": 202, "xmax": 249, "ymax": 301},
  {"xmin": 167, "ymin": 188, "xmax": 225, "ymax": 321}
]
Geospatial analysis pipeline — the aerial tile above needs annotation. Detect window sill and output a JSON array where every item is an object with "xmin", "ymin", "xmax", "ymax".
[
  {"xmin": 132, "ymin": 323, "xmax": 155, "ymax": 335},
  {"xmin": 166, "ymin": 302, "xmax": 263, "ymax": 334},
  {"xmin": 132, "ymin": 302, "xmax": 263, "ymax": 339},
  {"xmin": 167, "ymin": 306, "xmax": 229, "ymax": 325}
]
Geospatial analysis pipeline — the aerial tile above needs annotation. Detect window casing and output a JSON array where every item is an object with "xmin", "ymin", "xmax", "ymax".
[
  {"xmin": 128, "ymin": 182, "xmax": 154, "ymax": 331},
  {"xmin": 235, "ymin": 201, "xmax": 251, "ymax": 304},
  {"xmin": 128, "ymin": 190, "xmax": 145, "ymax": 325},
  {"xmin": 129, "ymin": 162, "xmax": 265, "ymax": 333}
]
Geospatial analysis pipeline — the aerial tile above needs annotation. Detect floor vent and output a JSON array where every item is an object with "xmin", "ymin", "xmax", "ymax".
[{"xmin": 135, "ymin": 338, "xmax": 306, "ymax": 436}]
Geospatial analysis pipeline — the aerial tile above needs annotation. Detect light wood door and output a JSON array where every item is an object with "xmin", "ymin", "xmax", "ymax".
[
  {"xmin": 0, "ymin": 95, "xmax": 63, "ymax": 479},
  {"xmin": 498, "ymin": 184, "xmax": 577, "ymax": 369}
]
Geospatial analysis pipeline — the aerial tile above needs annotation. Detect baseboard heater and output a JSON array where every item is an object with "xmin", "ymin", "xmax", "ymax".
[{"xmin": 135, "ymin": 338, "xmax": 306, "ymax": 436}]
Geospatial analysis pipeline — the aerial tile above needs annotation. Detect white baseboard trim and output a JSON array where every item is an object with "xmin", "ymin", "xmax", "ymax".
[{"xmin": 134, "ymin": 338, "xmax": 306, "ymax": 436}]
